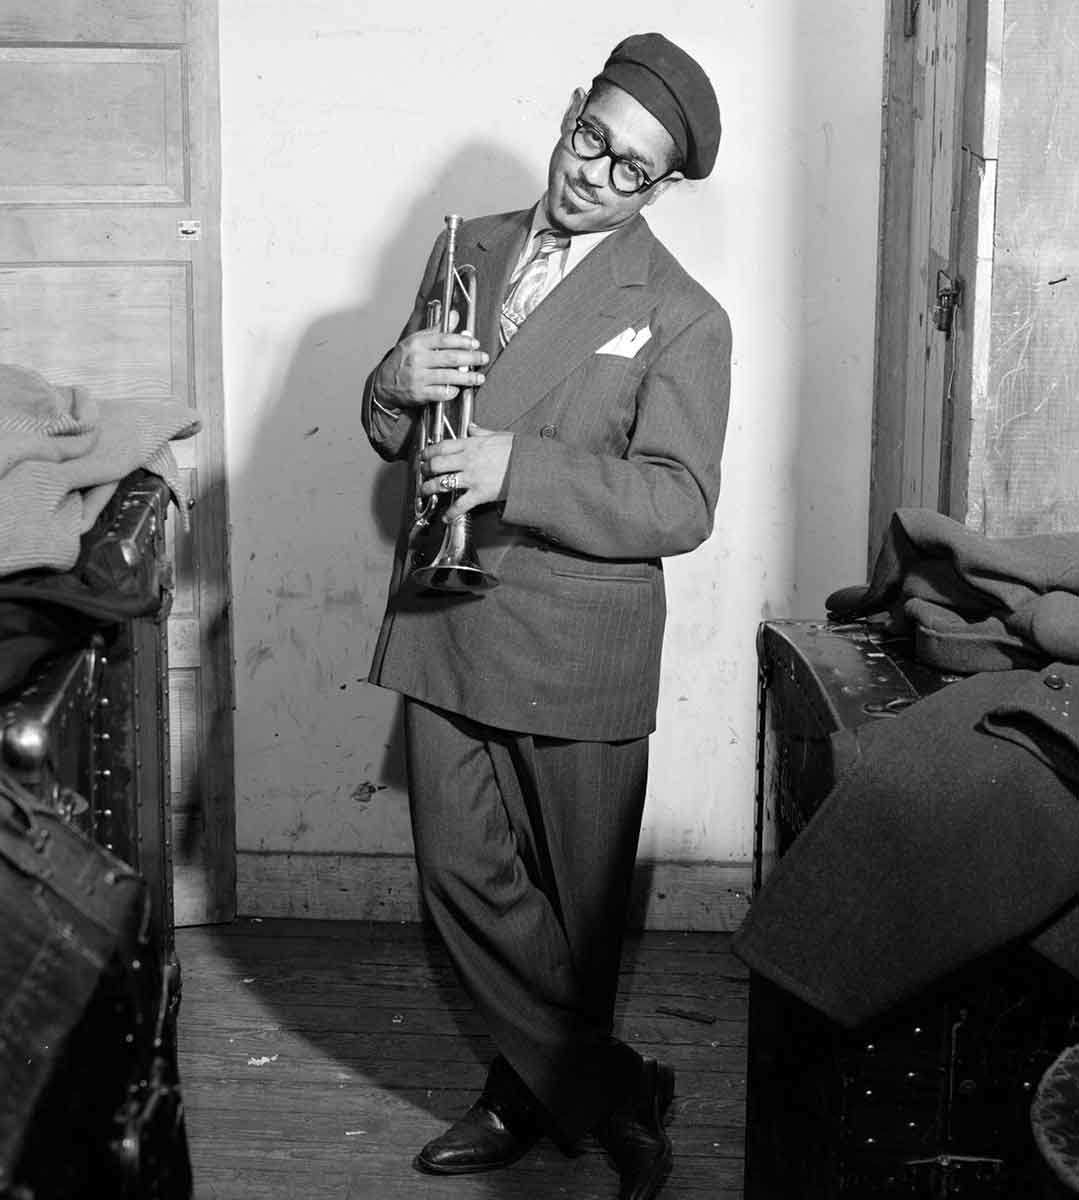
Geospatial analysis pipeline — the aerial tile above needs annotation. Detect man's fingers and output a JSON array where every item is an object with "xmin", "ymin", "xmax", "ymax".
[
  {"xmin": 422, "ymin": 444, "xmax": 465, "ymax": 475},
  {"xmin": 442, "ymin": 497, "xmax": 473, "ymax": 521},
  {"xmin": 431, "ymin": 369, "xmax": 486, "ymax": 388},
  {"xmin": 426, "ymin": 332, "xmax": 485, "ymax": 354},
  {"xmin": 431, "ymin": 348, "xmax": 488, "ymax": 368},
  {"xmin": 419, "ymin": 473, "xmax": 469, "ymax": 500},
  {"xmin": 421, "ymin": 383, "xmax": 460, "ymax": 402},
  {"xmin": 419, "ymin": 374, "xmax": 484, "ymax": 402}
]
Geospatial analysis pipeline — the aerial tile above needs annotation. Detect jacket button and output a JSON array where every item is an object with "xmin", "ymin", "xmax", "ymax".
[
  {"xmin": 1045, "ymin": 672, "xmax": 1066, "ymax": 690},
  {"xmin": 539, "ymin": 424, "xmax": 556, "ymax": 438}
]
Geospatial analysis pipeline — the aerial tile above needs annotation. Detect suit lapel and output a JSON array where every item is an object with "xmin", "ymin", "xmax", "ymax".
[{"xmin": 475, "ymin": 215, "xmax": 656, "ymax": 429}]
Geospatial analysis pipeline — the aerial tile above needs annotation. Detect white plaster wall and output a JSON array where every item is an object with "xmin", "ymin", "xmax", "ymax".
[{"xmin": 220, "ymin": 1, "xmax": 884, "ymax": 867}]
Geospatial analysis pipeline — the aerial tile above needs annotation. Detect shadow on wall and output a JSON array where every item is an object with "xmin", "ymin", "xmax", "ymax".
[
  {"xmin": 239, "ymin": 141, "xmax": 539, "ymax": 803},
  {"xmin": 215, "ymin": 142, "xmax": 543, "ymax": 1131}
]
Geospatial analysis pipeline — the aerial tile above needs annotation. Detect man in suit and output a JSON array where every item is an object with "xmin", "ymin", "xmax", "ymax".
[{"xmin": 362, "ymin": 33, "xmax": 730, "ymax": 1200}]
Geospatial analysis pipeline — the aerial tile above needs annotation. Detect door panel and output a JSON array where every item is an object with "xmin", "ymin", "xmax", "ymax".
[
  {"xmin": 0, "ymin": 46, "xmax": 186, "ymax": 204},
  {"xmin": 0, "ymin": 264, "xmax": 191, "ymax": 398}
]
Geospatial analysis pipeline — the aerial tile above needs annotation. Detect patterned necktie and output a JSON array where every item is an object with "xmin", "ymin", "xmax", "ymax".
[{"xmin": 500, "ymin": 229, "xmax": 570, "ymax": 346}]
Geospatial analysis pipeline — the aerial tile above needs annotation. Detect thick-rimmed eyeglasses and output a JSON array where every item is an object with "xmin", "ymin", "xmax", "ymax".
[{"xmin": 569, "ymin": 117, "xmax": 675, "ymax": 196}]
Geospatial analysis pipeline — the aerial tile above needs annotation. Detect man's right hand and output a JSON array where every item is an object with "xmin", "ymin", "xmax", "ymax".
[{"xmin": 373, "ymin": 326, "xmax": 489, "ymax": 410}]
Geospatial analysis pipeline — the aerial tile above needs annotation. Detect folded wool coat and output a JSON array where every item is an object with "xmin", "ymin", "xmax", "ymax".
[
  {"xmin": 732, "ymin": 662, "xmax": 1079, "ymax": 1027},
  {"xmin": 0, "ymin": 363, "xmax": 199, "ymax": 576},
  {"xmin": 826, "ymin": 508, "xmax": 1079, "ymax": 673}
]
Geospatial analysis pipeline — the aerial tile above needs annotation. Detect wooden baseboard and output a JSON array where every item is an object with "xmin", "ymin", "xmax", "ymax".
[{"xmin": 235, "ymin": 851, "xmax": 751, "ymax": 932}]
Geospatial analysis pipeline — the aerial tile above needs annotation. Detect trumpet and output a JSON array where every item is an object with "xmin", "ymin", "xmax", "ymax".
[{"xmin": 408, "ymin": 214, "xmax": 499, "ymax": 593}]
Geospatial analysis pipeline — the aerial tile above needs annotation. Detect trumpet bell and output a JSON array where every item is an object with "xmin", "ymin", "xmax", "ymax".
[
  {"xmin": 411, "ymin": 559, "xmax": 499, "ymax": 594},
  {"xmin": 410, "ymin": 514, "xmax": 499, "ymax": 593}
]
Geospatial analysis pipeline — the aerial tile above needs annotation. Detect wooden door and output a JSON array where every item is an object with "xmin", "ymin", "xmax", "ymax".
[
  {"xmin": 870, "ymin": 0, "xmax": 968, "ymax": 560},
  {"xmin": 0, "ymin": 0, "xmax": 234, "ymax": 924}
]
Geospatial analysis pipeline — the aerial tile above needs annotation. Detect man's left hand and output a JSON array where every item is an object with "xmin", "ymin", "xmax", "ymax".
[{"xmin": 420, "ymin": 424, "xmax": 513, "ymax": 520}]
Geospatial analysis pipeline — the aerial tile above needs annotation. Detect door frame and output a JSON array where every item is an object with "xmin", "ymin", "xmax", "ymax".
[{"xmin": 869, "ymin": 0, "xmax": 972, "ymax": 563}]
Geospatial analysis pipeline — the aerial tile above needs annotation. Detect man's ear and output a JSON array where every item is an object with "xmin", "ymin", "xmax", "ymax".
[
  {"xmin": 643, "ymin": 177, "xmax": 680, "ymax": 208},
  {"xmin": 560, "ymin": 87, "xmax": 588, "ymax": 134}
]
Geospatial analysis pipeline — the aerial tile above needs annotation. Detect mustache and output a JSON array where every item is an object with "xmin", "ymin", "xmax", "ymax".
[{"xmin": 567, "ymin": 174, "xmax": 602, "ymax": 203}]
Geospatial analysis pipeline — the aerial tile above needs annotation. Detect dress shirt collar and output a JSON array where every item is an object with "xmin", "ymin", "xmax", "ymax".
[{"xmin": 523, "ymin": 200, "xmax": 616, "ymax": 277}]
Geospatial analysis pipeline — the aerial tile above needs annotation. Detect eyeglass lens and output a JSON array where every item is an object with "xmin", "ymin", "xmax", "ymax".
[{"xmin": 571, "ymin": 123, "xmax": 648, "ymax": 194}]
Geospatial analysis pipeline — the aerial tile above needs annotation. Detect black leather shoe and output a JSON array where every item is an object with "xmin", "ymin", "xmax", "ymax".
[
  {"xmin": 596, "ymin": 1058, "xmax": 676, "ymax": 1200},
  {"xmin": 413, "ymin": 1096, "xmax": 540, "ymax": 1175}
]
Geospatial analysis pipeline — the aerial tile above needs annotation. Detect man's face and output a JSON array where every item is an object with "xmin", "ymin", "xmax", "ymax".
[{"xmin": 544, "ymin": 85, "xmax": 678, "ymax": 235}]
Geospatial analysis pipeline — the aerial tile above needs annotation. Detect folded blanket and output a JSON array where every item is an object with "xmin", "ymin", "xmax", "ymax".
[
  {"xmin": 827, "ymin": 508, "xmax": 1079, "ymax": 672},
  {"xmin": 0, "ymin": 364, "xmax": 200, "ymax": 575},
  {"xmin": 733, "ymin": 664, "xmax": 1079, "ymax": 1026}
]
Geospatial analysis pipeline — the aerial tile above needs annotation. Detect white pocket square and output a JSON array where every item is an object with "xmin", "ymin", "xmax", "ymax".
[{"xmin": 596, "ymin": 325, "xmax": 652, "ymax": 358}]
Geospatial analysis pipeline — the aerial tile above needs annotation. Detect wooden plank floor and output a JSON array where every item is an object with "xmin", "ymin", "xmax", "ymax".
[{"xmin": 176, "ymin": 918, "xmax": 747, "ymax": 1200}]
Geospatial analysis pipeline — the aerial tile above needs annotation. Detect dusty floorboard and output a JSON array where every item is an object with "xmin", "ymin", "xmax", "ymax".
[{"xmin": 176, "ymin": 918, "xmax": 747, "ymax": 1199}]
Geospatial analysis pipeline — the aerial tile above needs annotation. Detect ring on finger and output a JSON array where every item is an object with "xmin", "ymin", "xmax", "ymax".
[{"xmin": 439, "ymin": 472, "xmax": 459, "ymax": 493}]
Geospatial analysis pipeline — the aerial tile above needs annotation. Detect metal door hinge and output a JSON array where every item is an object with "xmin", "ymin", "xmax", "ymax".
[{"xmin": 932, "ymin": 270, "xmax": 963, "ymax": 337}]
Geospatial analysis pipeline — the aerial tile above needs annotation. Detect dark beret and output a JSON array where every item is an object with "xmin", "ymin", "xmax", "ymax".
[{"xmin": 592, "ymin": 32, "xmax": 721, "ymax": 180}]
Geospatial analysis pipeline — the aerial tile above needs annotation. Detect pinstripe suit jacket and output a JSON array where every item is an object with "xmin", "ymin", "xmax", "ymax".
[{"xmin": 362, "ymin": 209, "xmax": 731, "ymax": 741}]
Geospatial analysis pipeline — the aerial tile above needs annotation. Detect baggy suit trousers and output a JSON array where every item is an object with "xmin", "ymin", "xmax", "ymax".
[{"xmin": 405, "ymin": 698, "xmax": 650, "ymax": 1140}]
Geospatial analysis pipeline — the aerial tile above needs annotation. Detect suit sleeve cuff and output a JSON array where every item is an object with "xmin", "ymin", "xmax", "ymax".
[
  {"xmin": 362, "ymin": 370, "xmax": 413, "ymax": 459},
  {"xmin": 499, "ymin": 435, "xmax": 552, "ymax": 533},
  {"xmin": 370, "ymin": 379, "xmax": 403, "ymax": 422}
]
